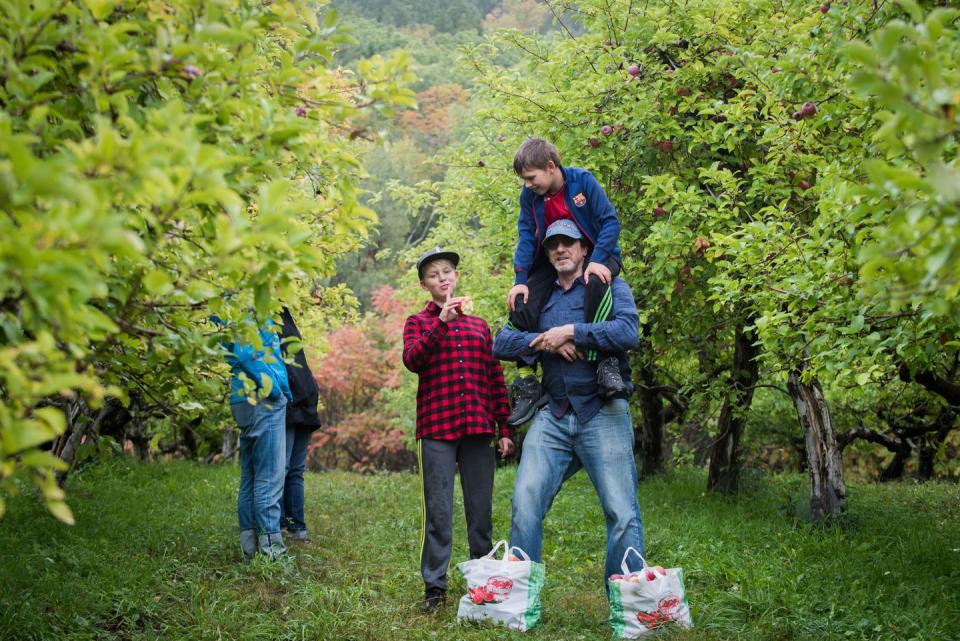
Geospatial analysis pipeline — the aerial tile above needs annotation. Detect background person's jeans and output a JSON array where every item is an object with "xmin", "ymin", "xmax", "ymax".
[
  {"xmin": 281, "ymin": 425, "xmax": 311, "ymax": 539},
  {"xmin": 232, "ymin": 396, "xmax": 287, "ymax": 557},
  {"xmin": 509, "ymin": 398, "xmax": 644, "ymax": 584}
]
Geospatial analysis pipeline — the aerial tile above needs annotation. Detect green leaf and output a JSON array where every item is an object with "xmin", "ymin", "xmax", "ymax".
[
  {"xmin": 843, "ymin": 41, "xmax": 876, "ymax": 66},
  {"xmin": 32, "ymin": 408, "xmax": 66, "ymax": 436},
  {"xmin": 895, "ymin": 0, "xmax": 923, "ymax": 23},
  {"xmin": 4, "ymin": 420, "xmax": 58, "ymax": 454},
  {"xmin": 81, "ymin": 0, "xmax": 119, "ymax": 20},
  {"xmin": 143, "ymin": 270, "xmax": 174, "ymax": 297},
  {"xmin": 19, "ymin": 450, "xmax": 68, "ymax": 470}
]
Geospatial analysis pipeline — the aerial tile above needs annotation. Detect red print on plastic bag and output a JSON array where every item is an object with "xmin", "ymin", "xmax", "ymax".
[
  {"xmin": 468, "ymin": 576, "xmax": 514, "ymax": 605},
  {"xmin": 636, "ymin": 593, "xmax": 681, "ymax": 629}
]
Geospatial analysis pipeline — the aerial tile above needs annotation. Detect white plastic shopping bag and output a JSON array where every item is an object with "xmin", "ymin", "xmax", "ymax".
[
  {"xmin": 608, "ymin": 547, "xmax": 692, "ymax": 638},
  {"xmin": 456, "ymin": 540, "xmax": 545, "ymax": 631}
]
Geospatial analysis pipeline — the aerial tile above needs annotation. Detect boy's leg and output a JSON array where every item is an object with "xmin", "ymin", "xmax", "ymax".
[
  {"xmin": 250, "ymin": 397, "xmax": 287, "ymax": 559},
  {"xmin": 418, "ymin": 438, "xmax": 457, "ymax": 610},
  {"xmin": 456, "ymin": 435, "xmax": 495, "ymax": 560},
  {"xmin": 583, "ymin": 257, "xmax": 627, "ymax": 397},
  {"xmin": 507, "ymin": 260, "xmax": 556, "ymax": 425},
  {"xmin": 232, "ymin": 402, "xmax": 257, "ymax": 562},
  {"xmin": 509, "ymin": 261, "xmax": 557, "ymax": 332},
  {"xmin": 282, "ymin": 424, "xmax": 311, "ymax": 542}
]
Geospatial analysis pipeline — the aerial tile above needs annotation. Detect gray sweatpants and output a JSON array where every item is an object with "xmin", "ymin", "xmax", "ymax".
[{"xmin": 418, "ymin": 435, "xmax": 495, "ymax": 591}]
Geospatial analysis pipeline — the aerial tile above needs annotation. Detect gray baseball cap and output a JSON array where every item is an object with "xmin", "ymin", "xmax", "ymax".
[
  {"xmin": 543, "ymin": 219, "xmax": 583, "ymax": 243},
  {"xmin": 416, "ymin": 246, "xmax": 460, "ymax": 278}
]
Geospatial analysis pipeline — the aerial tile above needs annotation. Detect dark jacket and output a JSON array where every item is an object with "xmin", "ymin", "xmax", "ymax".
[
  {"xmin": 513, "ymin": 165, "xmax": 623, "ymax": 285},
  {"xmin": 279, "ymin": 308, "xmax": 322, "ymax": 431}
]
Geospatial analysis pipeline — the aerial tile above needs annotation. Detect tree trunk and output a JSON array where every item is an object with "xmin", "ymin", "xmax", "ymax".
[
  {"xmin": 57, "ymin": 400, "xmax": 116, "ymax": 486},
  {"xmin": 222, "ymin": 425, "xmax": 238, "ymax": 462},
  {"xmin": 786, "ymin": 371, "xmax": 847, "ymax": 522},
  {"xmin": 916, "ymin": 416, "xmax": 953, "ymax": 482},
  {"xmin": 707, "ymin": 322, "xmax": 760, "ymax": 494},
  {"xmin": 635, "ymin": 345, "xmax": 667, "ymax": 477},
  {"xmin": 879, "ymin": 449, "xmax": 908, "ymax": 481}
]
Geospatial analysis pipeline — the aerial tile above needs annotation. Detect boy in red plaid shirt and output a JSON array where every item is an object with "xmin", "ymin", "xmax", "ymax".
[{"xmin": 402, "ymin": 247, "xmax": 515, "ymax": 614}]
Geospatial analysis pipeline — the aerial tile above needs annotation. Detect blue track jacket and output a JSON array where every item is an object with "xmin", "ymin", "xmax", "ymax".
[{"xmin": 513, "ymin": 166, "xmax": 623, "ymax": 286}]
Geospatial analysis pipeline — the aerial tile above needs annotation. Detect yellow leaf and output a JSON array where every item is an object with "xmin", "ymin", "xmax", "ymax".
[{"xmin": 46, "ymin": 500, "xmax": 75, "ymax": 525}]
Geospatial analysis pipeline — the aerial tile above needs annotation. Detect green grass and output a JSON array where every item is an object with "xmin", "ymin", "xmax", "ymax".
[{"xmin": 1, "ymin": 461, "xmax": 958, "ymax": 640}]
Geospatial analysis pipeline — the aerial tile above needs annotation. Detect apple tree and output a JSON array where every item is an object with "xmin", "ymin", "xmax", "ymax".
[{"xmin": 0, "ymin": 0, "xmax": 415, "ymax": 521}]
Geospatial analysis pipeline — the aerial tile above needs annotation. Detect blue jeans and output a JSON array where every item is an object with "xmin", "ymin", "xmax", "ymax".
[
  {"xmin": 510, "ymin": 398, "xmax": 645, "ymax": 584},
  {"xmin": 281, "ymin": 425, "xmax": 311, "ymax": 538},
  {"xmin": 232, "ymin": 396, "xmax": 287, "ymax": 554}
]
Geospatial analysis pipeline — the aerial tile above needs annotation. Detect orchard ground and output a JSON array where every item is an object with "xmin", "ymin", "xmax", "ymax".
[{"xmin": 1, "ymin": 461, "xmax": 957, "ymax": 641}]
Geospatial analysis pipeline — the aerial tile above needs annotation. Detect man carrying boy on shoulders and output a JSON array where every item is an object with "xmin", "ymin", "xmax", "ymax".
[
  {"xmin": 506, "ymin": 138, "xmax": 628, "ymax": 426},
  {"xmin": 494, "ymin": 220, "xmax": 645, "ymax": 591}
]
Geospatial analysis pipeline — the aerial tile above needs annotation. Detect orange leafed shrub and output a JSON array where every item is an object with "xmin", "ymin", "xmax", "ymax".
[
  {"xmin": 309, "ymin": 286, "xmax": 415, "ymax": 471},
  {"xmin": 397, "ymin": 84, "xmax": 468, "ymax": 146}
]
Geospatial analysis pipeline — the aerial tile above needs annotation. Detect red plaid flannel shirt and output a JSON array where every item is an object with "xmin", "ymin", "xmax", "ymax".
[{"xmin": 402, "ymin": 302, "xmax": 513, "ymax": 441}]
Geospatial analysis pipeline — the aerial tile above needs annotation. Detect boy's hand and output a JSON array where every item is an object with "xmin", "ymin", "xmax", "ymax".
[
  {"xmin": 498, "ymin": 437, "xmax": 515, "ymax": 459},
  {"xmin": 507, "ymin": 284, "xmax": 529, "ymax": 312},
  {"xmin": 555, "ymin": 342, "xmax": 584, "ymax": 362},
  {"xmin": 439, "ymin": 294, "xmax": 468, "ymax": 323},
  {"xmin": 583, "ymin": 261, "xmax": 612, "ymax": 285}
]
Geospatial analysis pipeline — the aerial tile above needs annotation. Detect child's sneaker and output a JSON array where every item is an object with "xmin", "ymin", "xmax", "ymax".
[
  {"xmin": 507, "ymin": 374, "xmax": 546, "ymax": 425},
  {"xmin": 597, "ymin": 357, "xmax": 628, "ymax": 398}
]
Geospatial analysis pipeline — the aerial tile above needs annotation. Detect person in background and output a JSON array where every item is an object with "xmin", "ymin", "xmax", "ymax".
[
  {"xmin": 217, "ymin": 313, "xmax": 292, "ymax": 561},
  {"xmin": 278, "ymin": 307, "xmax": 322, "ymax": 545}
]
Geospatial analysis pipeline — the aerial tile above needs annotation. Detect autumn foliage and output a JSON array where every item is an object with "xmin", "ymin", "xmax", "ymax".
[
  {"xmin": 398, "ymin": 84, "xmax": 468, "ymax": 147},
  {"xmin": 308, "ymin": 286, "xmax": 415, "ymax": 472}
]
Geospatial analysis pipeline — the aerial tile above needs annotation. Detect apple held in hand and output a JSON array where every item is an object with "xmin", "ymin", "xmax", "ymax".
[{"xmin": 453, "ymin": 297, "xmax": 474, "ymax": 315}]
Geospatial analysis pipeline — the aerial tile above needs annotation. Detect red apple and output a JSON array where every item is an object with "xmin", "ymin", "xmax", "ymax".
[
  {"xmin": 628, "ymin": 64, "xmax": 640, "ymax": 76},
  {"xmin": 654, "ymin": 205, "xmax": 667, "ymax": 217},
  {"xmin": 798, "ymin": 179, "xmax": 812, "ymax": 190},
  {"xmin": 801, "ymin": 101, "xmax": 817, "ymax": 117},
  {"xmin": 655, "ymin": 566, "xmax": 667, "ymax": 575},
  {"xmin": 645, "ymin": 570, "xmax": 657, "ymax": 581},
  {"xmin": 601, "ymin": 125, "xmax": 614, "ymax": 136},
  {"xmin": 792, "ymin": 111, "xmax": 803, "ymax": 121},
  {"xmin": 819, "ymin": 4, "xmax": 829, "ymax": 13},
  {"xmin": 589, "ymin": 138, "xmax": 601, "ymax": 148},
  {"xmin": 677, "ymin": 87, "xmax": 691, "ymax": 97}
]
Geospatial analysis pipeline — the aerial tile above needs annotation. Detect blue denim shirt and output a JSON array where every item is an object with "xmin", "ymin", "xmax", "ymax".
[{"xmin": 493, "ymin": 276, "xmax": 639, "ymax": 424}]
